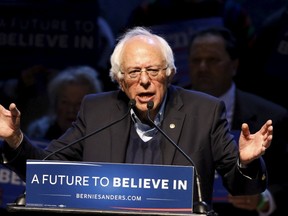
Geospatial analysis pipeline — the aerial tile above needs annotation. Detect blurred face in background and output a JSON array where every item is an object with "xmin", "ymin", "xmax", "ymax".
[
  {"xmin": 56, "ymin": 83, "xmax": 90, "ymax": 132},
  {"xmin": 188, "ymin": 34, "xmax": 238, "ymax": 97}
]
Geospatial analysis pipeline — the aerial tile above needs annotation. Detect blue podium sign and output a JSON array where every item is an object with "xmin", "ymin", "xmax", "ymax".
[{"xmin": 26, "ymin": 160, "xmax": 194, "ymax": 214}]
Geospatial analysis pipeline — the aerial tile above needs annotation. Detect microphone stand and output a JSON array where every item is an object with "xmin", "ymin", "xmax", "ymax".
[{"xmin": 146, "ymin": 101, "xmax": 209, "ymax": 214}]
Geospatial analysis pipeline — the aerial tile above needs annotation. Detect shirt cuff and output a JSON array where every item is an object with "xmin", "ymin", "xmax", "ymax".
[{"xmin": 238, "ymin": 158, "xmax": 248, "ymax": 168}]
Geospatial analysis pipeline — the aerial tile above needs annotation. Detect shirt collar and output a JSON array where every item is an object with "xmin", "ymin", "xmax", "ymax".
[
  {"xmin": 131, "ymin": 93, "xmax": 167, "ymax": 126},
  {"xmin": 131, "ymin": 93, "xmax": 167, "ymax": 142}
]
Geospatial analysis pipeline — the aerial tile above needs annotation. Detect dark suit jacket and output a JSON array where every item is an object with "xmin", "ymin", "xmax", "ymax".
[
  {"xmin": 2, "ymin": 86, "xmax": 267, "ymax": 210},
  {"xmin": 233, "ymin": 90, "xmax": 288, "ymax": 185},
  {"xmin": 213, "ymin": 89, "xmax": 288, "ymax": 216}
]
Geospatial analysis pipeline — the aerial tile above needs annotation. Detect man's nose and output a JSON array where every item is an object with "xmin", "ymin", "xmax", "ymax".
[{"xmin": 139, "ymin": 71, "xmax": 151, "ymax": 84}]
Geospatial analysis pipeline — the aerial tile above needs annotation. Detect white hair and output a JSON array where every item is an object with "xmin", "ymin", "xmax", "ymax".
[{"xmin": 109, "ymin": 26, "xmax": 177, "ymax": 86}]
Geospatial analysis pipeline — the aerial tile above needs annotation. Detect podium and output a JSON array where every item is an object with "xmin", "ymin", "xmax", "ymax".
[{"xmin": 5, "ymin": 160, "xmax": 217, "ymax": 216}]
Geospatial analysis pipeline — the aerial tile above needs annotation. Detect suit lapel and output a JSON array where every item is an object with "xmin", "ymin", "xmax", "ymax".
[
  {"xmin": 110, "ymin": 92, "xmax": 132, "ymax": 162},
  {"xmin": 162, "ymin": 86, "xmax": 185, "ymax": 165}
]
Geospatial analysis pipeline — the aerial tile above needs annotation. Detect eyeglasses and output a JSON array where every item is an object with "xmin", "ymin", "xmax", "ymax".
[{"xmin": 121, "ymin": 66, "xmax": 168, "ymax": 79}]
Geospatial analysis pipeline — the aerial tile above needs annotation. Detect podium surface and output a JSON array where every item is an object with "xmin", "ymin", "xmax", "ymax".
[{"xmin": 7, "ymin": 204, "xmax": 207, "ymax": 216}]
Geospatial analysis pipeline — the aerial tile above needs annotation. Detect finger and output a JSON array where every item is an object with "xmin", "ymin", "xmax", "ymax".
[
  {"xmin": 261, "ymin": 119, "xmax": 273, "ymax": 135},
  {"xmin": 262, "ymin": 136, "xmax": 272, "ymax": 150},
  {"xmin": 9, "ymin": 103, "xmax": 21, "ymax": 117},
  {"xmin": 262, "ymin": 121, "xmax": 273, "ymax": 149},
  {"xmin": 241, "ymin": 123, "xmax": 250, "ymax": 137}
]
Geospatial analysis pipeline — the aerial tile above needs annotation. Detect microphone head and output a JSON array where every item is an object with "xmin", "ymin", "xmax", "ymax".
[
  {"xmin": 147, "ymin": 101, "xmax": 154, "ymax": 110},
  {"xmin": 129, "ymin": 99, "xmax": 136, "ymax": 108}
]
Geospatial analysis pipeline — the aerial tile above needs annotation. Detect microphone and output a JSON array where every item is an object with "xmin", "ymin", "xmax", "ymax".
[
  {"xmin": 43, "ymin": 99, "xmax": 136, "ymax": 160},
  {"xmin": 14, "ymin": 99, "xmax": 136, "ymax": 206},
  {"xmin": 146, "ymin": 101, "xmax": 208, "ymax": 214}
]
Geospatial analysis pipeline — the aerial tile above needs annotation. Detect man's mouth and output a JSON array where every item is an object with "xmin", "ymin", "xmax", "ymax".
[{"xmin": 137, "ymin": 93, "xmax": 154, "ymax": 103}]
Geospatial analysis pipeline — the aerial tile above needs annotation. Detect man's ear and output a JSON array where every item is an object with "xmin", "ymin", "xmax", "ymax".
[
  {"xmin": 118, "ymin": 79, "xmax": 125, "ymax": 91},
  {"xmin": 167, "ymin": 68, "xmax": 176, "ymax": 84}
]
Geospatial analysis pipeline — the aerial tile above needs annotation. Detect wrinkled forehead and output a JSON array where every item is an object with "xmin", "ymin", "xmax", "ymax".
[
  {"xmin": 121, "ymin": 36, "xmax": 165, "ymax": 67},
  {"xmin": 123, "ymin": 35, "xmax": 161, "ymax": 53}
]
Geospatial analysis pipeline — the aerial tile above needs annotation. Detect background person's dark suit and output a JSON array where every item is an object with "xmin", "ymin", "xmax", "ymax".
[
  {"xmin": 233, "ymin": 89, "xmax": 288, "ymax": 197},
  {"xmin": 213, "ymin": 89, "xmax": 288, "ymax": 216},
  {"xmin": 3, "ymin": 85, "xmax": 267, "ymax": 211}
]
